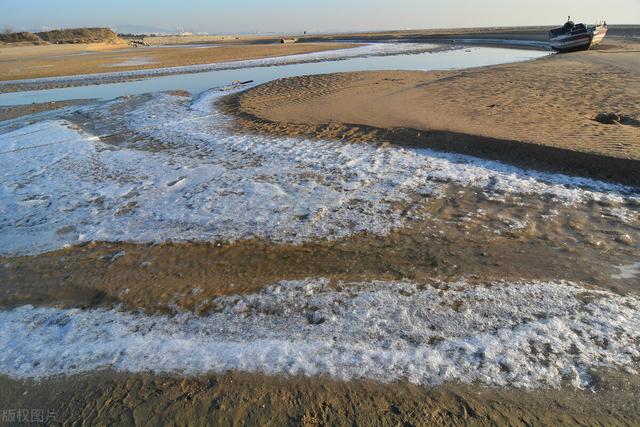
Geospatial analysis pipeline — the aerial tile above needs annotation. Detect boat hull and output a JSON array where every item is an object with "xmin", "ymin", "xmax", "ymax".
[
  {"xmin": 590, "ymin": 26, "xmax": 608, "ymax": 47},
  {"xmin": 550, "ymin": 26, "xmax": 608, "ymax": 53}
]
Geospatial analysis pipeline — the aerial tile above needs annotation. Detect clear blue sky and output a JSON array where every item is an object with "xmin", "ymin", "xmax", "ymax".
[{"xmin": 3, "ymin": 0, "xmax": 639, "ymax": 34}]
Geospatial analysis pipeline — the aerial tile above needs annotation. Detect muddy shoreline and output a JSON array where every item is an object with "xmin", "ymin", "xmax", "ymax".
[{"xmin": 1, "ymin": 368, "xmax": 639, "ymax": 426}]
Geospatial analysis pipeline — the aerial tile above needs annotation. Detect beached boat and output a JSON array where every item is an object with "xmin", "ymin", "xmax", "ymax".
[{"xmin": 549, "ymin": 17, "xmax": 608, "ymax": 52}]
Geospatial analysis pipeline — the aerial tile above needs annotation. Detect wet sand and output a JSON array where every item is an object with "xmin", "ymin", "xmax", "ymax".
[
  {"xmin": 227, "ymin": 38, "xmax": 640, "ymax": 186},
  {"xmin": 0, "ymin": 99, "xmax": 93, "ymax": 121},
  {"xmin": 2, "ymin": 368, "xmax": 639, "ymax": 426},
  {"xmin": 1, "ymin": 192, "xmax": 638, "ymax": 315},
  {"xmin": 0, "ymin": 42, "xmax": 356, "ymax": 82}
]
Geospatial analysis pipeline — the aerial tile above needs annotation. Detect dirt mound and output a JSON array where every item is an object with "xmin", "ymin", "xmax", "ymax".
[
  {"xmin": 0, "ymin": 28, "xmax": 120, "ymax": 45},
  {"xmin": 0, "ymin": 31, "xmax": 42, "ymax": 44},
  {"xmin": 35, "ymin": 27, "xmax": 120, "ymax": 44}
]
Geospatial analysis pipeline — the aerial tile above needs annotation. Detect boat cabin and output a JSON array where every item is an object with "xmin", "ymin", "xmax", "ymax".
[{"xmin": 549, "ymin": 19, "xmax": 587, "ymax": 38}]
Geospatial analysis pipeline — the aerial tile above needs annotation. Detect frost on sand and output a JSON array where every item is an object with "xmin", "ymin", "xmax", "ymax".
[
  {"xmin": 0, "ymin": 90, "xmax": 638, "ymax": 255},
  {"xmin": 0, "ymin": 280, "xmax": 639, "ymax": 389}
]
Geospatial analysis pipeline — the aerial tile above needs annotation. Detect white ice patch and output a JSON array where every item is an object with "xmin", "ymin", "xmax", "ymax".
[
  {"xmin": 105, "ymin": 58, "xmax": 158, "ymax": 67},
  {"xmin": 612, "ymin": 262, "xmax": 640, "ymax": 280},
  {"xmin": 0, "ymin": 91, "xmax": 638, "ymax": 255},
  {"xmin": 603, "ymin": 207, "xmax": 639, "ymax": 223},
  {"xmin": 0, "ymin": 280, "xmax": 639, "ymax": 389}
]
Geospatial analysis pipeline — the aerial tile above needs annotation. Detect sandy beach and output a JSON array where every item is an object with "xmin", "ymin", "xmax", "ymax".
[{"xmin": 1, "ymin": 25, "xmax": 639, "ymax": 425}]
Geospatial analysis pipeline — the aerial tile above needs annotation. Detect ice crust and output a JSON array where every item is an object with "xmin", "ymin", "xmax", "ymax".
[
  {"xmin": 612, "ymin": 262, "xmax": 640, "ymax": 280},
  {"xmin": 0, "ymin": 279, "xmax": 638, "ymax": 388},
  {"xmin": 0, "ymin": 90, "xmax": 638, "ymax": 255}
]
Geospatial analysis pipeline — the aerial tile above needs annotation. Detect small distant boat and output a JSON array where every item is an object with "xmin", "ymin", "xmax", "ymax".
[{"xmin": 549, "ymin": 17, "xmax": 608, "ymax": 52}]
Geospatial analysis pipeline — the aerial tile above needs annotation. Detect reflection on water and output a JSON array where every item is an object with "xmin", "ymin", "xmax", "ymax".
[{"xmin": 0, "ymin": 45, "xmax": 548, "ymax": 106}]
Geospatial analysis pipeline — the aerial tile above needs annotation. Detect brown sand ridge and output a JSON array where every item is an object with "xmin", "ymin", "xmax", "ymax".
[{"xmin": 226, "ymin": 39, "xmax": 640, "ymax": 186}]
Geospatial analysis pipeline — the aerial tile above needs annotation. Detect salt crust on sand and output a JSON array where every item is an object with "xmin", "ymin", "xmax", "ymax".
[
  {"xmin": 0, "ymin": 90, "xmax": 638, "ymax": 255},
  {"xmin": 0, "ymin": 280, "xmax": 638, "ymax": 389}
]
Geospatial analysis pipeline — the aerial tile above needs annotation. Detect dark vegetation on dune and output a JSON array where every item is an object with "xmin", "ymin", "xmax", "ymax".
[
  {"xmin": 0, "ymin": 31, "xmax": 42, "ymax": 44},
  {"xmin": 0, "ymin": 27, "xmax": 120, "ymax": 45}
]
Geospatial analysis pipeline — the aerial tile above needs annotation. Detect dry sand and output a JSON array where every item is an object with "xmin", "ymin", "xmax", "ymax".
[
  {"xmin": 228, "ymin": 38, "xmax": 640, "ymax": 186},
  {"xmin": 0, "ymin": 42, "xmax": 356, "ymax": 81}
]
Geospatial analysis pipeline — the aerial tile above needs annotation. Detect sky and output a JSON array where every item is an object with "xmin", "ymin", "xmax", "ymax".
[{"xmin": 3, "ymin": 0, "xmax": 640, "ymax": 34}]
